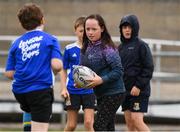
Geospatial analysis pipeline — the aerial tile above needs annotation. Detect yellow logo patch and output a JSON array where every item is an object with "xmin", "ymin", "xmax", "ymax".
[{"xmin": 133, "ymin": 102, "xmax": 140, "ymax": 111}]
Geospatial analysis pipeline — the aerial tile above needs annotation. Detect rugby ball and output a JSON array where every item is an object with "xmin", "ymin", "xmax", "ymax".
[{"xmin": 73, "ymin": 65, "xmax": 96, "ymax": 88}]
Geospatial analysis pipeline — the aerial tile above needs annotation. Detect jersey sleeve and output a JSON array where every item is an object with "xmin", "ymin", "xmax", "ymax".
[
  {"xmin": 63, "ymin": 47, "xmax": 70, "ymax": 69},
  {"xmin": 6, "ymin": 43, "xmax": 16, "ymax": 71},
  {"xmin": 51, "ymin": 37, "xmax": 62, "ymax": 60}
]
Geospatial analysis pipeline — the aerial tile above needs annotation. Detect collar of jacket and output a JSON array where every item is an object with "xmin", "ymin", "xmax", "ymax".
[{"xmin": 88, "ymin": 40, "xmax": 102, "ymax": 47}]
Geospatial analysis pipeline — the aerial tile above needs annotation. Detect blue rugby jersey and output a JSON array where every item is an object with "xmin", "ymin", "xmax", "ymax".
[
  {"xmin": 6, "ymin": 30, "xmax": 62, "ymax": 94},
  {"xmin": 63, "ymin": 42, "xmax": 93, "ymax": 94}
]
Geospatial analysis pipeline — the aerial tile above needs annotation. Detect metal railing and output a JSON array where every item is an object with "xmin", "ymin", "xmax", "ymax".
[
  {"xmin": 1, "ymin": 35, "xmax": 180, "ymax": 100},
  {"xmin": 1, "ymin": 35, "xmax": 180, "ymax": 125}
]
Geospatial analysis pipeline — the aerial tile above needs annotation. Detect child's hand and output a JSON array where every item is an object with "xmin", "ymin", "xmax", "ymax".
[
  {"xmin": 86, "ymin": 73, "xmax": 103, "ymax": 88},
  {"xmin": 61, "ymin": 88, "xmax": 69, "ymax": 99}
]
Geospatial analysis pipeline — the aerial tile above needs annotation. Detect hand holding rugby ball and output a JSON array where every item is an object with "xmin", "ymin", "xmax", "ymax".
[{"xmin": 73, "ymin": 65, "xmax": 96, "ymax": 88}]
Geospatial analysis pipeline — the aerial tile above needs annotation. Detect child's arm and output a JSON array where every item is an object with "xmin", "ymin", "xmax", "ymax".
[{"xmin": 51, "ymin": 58, "xmax": 63, "ymax": 75}]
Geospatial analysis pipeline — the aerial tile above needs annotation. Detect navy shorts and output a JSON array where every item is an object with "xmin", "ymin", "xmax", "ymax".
[
  {"xmin": 64, "ymin": 93, "xmax": 96, "ymax": 111},
  {"xmin": 122, "ymin": 95, "xmax": 149, "ymax": 112},
  {"xmin": 14, "ymin": 88, "xmax": 54, "ymax": 122}
]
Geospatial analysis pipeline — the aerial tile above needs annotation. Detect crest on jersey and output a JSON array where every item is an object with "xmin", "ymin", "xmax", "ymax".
[{"xmin": 133, "ymin": 102, "xmax": 140, "ymax": 111}]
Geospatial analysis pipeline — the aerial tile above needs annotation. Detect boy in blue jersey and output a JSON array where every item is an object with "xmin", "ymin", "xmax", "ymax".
[
  {"xmin": 5, "ymin": 3, "xmax": 62, "ymax": 131},
  {"xmin": 60, "ymin": 17, "xmax": 95, "ymax": 131}
]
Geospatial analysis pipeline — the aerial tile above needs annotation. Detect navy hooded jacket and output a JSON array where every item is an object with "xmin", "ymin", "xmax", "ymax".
[{"xmin": 118, "ymin": 15, "xmax": 154, "ymax": 97}]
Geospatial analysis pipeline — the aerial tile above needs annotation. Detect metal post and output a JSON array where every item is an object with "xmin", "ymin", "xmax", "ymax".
[
  {"xmin": 155, "ymin": 44, "xmax": 162, "ymax": 100},
  {"xmin": 60, "ymin": 110, "xmax": 66, "ymax": 129}
]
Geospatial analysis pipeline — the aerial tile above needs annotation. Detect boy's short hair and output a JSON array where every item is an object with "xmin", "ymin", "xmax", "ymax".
[
  {"xmin": 74, "ymin": 16, "xmax": 85, "ymax": 30},
  {"xmin": 122, "ymin": 22, "xmax": 131, "ymax": 27},
  {"xmin": 17, "ymin": 3, "xmax": 43, "ymax": 30}
]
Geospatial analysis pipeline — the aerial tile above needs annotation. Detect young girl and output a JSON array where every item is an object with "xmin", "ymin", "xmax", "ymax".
[
  {"xmin": 60, "ymin": 17, "xmax": 95, "ymax": 131},
  {"xmin": 80, "ymin": 14, "xmax": 126, "ymax": 131}
]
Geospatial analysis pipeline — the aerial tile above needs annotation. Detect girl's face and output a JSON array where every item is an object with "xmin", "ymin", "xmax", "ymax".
[
  {"xmin": 85, "ymin": 19, "xmax": 103, "ymax": 43},
  {"xmin": 122, "ymin": 25, "xmax": 132, "ymax": 39},
  {"xmin": 75, "ymin": 25, "xmax": 84, "ymax": 43}
]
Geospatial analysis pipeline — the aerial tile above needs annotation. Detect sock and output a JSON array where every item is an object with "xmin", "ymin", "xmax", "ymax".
[{"xmin": 23, "ymin": 112, "xmax": 31, "ymax": 131}]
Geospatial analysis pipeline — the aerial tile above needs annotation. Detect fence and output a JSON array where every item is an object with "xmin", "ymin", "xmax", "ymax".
[
  {"xmin": 1, "ymin": 35, "xmax": 180, "ymax": 125},
  {"xmin": 1, "ymin": 35, "xmax": 180, "ymax": 100}
]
